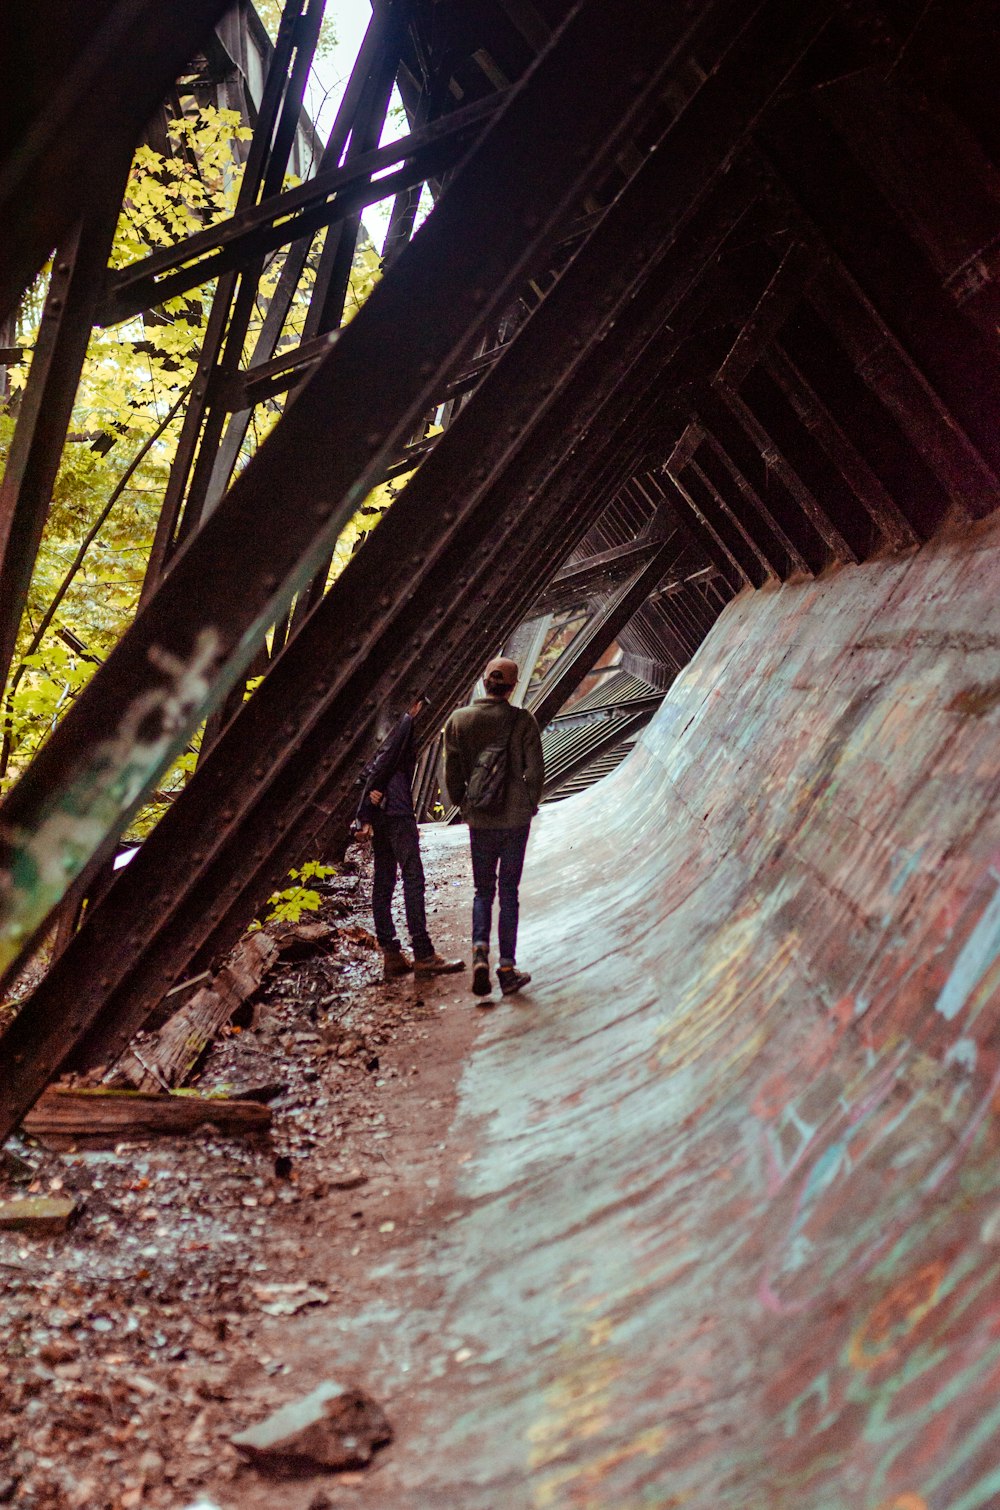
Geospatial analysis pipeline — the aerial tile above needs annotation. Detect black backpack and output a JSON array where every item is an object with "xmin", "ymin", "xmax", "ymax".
[{"xmin": 464, "ymin": 708, "xmax": 517, "ymax": 813}]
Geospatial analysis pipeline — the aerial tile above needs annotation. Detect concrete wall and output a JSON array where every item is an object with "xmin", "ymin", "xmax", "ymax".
[{"xmin": 367, "ymin": 514, "xmax": 1000, "ymax": 1506}]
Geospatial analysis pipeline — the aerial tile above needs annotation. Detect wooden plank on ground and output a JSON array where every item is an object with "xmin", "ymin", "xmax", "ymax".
[{"xmin": 23, "ymin": 1088, "xmax": 271, "ymax": 1145}]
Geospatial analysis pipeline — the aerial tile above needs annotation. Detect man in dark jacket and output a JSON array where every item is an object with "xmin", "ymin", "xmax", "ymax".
[
  {"xmin": 357, "ymin": 697, "xmax": 463, "ymax": 983},
  {"xmin": 443, "ymin": 658, "xmax": 544, "ymax": 1000}
]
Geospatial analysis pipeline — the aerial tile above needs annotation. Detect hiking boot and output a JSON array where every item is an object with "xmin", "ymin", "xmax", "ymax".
[
  {"xmin": 381, "ymin": 945, "xmax": 412, "ymax": 982},
  {"xmin": 413, "ymin": 952, "xmax": 465, "ymax": 976},
  {"xmin": 497, "ymin": 964, "xmax": 531, "ymax": 996},
  {"xmin": 471, "ymin": 946, "xmax": 491, "ymax": 997}
]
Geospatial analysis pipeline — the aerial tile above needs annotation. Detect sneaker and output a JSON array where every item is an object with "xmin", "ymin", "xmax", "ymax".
[
  {"xmin": 413, "ymin": 952, "xmax": 465, "ymax": 976},
  {"xmin": 381, "ymin": 946, "xmax": 412, "ymax": 982},
  {"xmin": 497, "ymin": 965, "xmax": 531, "ymax": 996},
  {"xmin": 471, "ymin": 947, "xmax": 491, "ymax": 997}
]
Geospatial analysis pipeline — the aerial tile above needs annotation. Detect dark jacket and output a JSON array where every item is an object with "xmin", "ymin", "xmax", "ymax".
[
  {"xmin": 357, "ymin": 713, "xmax": 417, "ymax": 824},
  {"xmin": 443, "ymin": 698, "xmax": 544, "ymax": 829}
]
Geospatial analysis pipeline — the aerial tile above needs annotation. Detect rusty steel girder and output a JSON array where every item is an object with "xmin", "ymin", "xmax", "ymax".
[
  {"xmin": 0, "ymin": 0, "xmax": 843, "ymax": 1134},
  {"xmin": 5, "ymin": 0, "xmax": 1000, "ymax": 1148},
  {"xmin": 13, "ymin": 194, "xmax": 791, "ymax": 1111},
  {"xmin": 0, "ymin": 0, "xmax": 711, "ymax": 999},
  {"xmin": 0, "ymin": 137, "xmax": 754, "ymax": 1119},
  {"xmin": 0, "ymin": 0, "xmax": 234, "ymax": 323},
  {"xmin": 0, "ymin": 138, "xmax": 795, "ymax": 1121}
]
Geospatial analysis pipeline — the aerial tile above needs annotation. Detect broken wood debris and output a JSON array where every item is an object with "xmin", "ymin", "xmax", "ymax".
[
  {"xmin": 272, "ymin": 920, "xmax": 337, "ymax": 960},
  {"xmin": 22, "ymin": 1088, "xmax": 271, "ymax": 1146},
  {"xmin": 112, "ymin": 920, "xmax": 336, "ymax": 1093},
  {"xmin": 0, "ymin": 1193, "xmax": 78, "ymax": 1234},
  {"xmin": 112, "ymin": 930, "xmax": 280, "ymax": 1092}
]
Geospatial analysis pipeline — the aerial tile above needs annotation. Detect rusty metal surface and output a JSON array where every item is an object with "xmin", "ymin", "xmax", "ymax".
[
  {"xmin": 326, "ymin": 517, "xmax": 1000, "ymax": 1507},
  {"xmin": 0, "ymin": 0, "xmax": 696, "ymax": 994}
]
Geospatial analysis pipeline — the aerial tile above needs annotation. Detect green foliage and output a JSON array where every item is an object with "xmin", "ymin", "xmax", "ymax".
[
  {"xmin": 1, "ymin": 104, "xmax": 254, "ymax": 788},
  {"xmin": 263, "ymin": 861, "xmax": 337, "ymax": 924},
  {"xmin": 0, "ymin": 81, "xmax": 392, "ymax": 864}
]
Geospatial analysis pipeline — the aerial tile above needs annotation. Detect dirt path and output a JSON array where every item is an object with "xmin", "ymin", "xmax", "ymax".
[{"xmin": 0, "ymin": 827, "xmax": 488, "ymax": 1510}]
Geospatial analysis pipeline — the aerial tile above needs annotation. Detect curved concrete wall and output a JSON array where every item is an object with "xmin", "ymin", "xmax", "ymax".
[{"xmin": 350, "ymin": 516, "xmax": 1000, "ymax": 1507}]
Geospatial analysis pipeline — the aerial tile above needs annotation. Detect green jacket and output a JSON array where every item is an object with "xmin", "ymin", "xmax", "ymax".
[{"xmin": 443, "ymin": 698, "xmax": 544, "ymax": 829}]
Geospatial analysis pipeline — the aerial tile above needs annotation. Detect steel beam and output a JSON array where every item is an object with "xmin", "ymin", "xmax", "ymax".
[
  {"xmin": 141, "ymin": 0, "xmax": 328, "ymax": 590},
  {"xmin": 8, "ymin": 165, "xmax": 747, "ymax": 1105},
  {"xmin": 760, "ymin": 90, "xmax": 1000, "ymax": 503},
  {"xmin": 678, "ymin": 458, "xmax": 776, "ymax": 586},
  {"xmin": 201, "ymin": 4, "xmax": 400, "ymax": 513},
  {"xmin": 541, "ymin": 708, "xmax": 654, "ymax": 798},
  {"xmin": 662, "ymin": 468, "xmax": 757, "ymax": 591},
  {"xmin": 0, "ymin": 0, "xmax": 233, "ymax": 323},
  {"xmin": 0, "ymin": 0, "xmax": 813, "ymax": 1101},
  {"xmin": 761, "ymin": 344, "xmax": 920, "ymax": 550},
  {"xmin": 0, "ymin": 164, "xmax": 129, "ymax": 696},
  {"xmin": 688, "ymin": 433, "xmax": 796, "ymax": 578},
  {"xmin": 807, "ymin": 262, "xmax": 996, "ymax": 524},
  {"xmin": 75, "ymin": 343, "xmax": 676, "ymax": 1082},
  {"xmin": 533, "ymin": 539, "xmax": 662, "ymax": 615},
  {"xmin": 714, "ymin": 382, "xmax": 859, "ymax": 563},
  {"xmin": 298, "ymin": 0, "xmax": 410, "ymax": 346},
  {"xmin": 528, "ymin": 538, "xmax": 687, "ymax": 729},
  {"xmin": 209, "ymin": 313, "xmax": 708, "ymax": 951},
  {"xmin": 687, "ymin": 389, "xmax": 820, "ymax": 576}
]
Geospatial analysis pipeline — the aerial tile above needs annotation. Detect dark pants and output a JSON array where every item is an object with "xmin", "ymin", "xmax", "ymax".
[
  {"xmin": 372, "ymin": 816, "xmax": 432, "ymax": 959},
  {"xmin": 470, "ymin": 824, "xmax": 530, "ymax": 964}
]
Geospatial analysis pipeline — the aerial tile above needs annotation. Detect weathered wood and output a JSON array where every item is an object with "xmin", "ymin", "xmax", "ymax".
[
  {"xmin": 23, "ymin": 1088, "xmax": 271, "ymax": 1145},
  {"xmin": 113, "ymin": 929, "xmax": 279, "ymax": 1092},
  {"xmin": 0, "ymin": 1194, "xmax": 78, "ymax": 1232}
]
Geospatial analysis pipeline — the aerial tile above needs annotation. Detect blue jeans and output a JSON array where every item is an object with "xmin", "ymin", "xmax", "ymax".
[
  {"xmin": 469, "ymin": 825, "xmax": 530, "ymax": 964},
  {"xmin": 372, "ymin": 816, "xmax": 432, "ymax": 958}
]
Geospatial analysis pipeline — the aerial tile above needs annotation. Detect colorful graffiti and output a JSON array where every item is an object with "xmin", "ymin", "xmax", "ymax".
[{"xmin": 306, "ymin": 521, "xmax": 1000, "ymax": 1507}]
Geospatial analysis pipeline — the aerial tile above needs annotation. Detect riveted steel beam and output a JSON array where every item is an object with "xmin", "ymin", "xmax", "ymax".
[
  {"xmin": 141, "ymin": 0, "xmax": 333, "ymax": 591},
  {"xmin": 13, "ymin": 139, "xmax": 762, "ymax": 1098},
  {"xmin": 528, "ymin": 537, "xmax": 688, "ymax": 729},
  {"xmin": 0, "ymin": 0, "xmax": 233, "ymax": 324},
  {"xmin": 714, "ymin": 382, "xmax": 860, "ymax": 563},
  {"xmin": 100, "ymin": 19, "xmax": 486, "ymax": 323},
  {"xmin": 685, "ymin": 389, "xmax": 819, "ymax": 577},
  {"xmin": 674, "ymin": 457, "xmax": 776, "ymax": 587},
  {"xmin": 534, "ymin": 539, "xmax": 663, "ymax": 615},
  {"xmin": 200, "ymin": 3, "xmax": 401, "ymax": 517},
  {"xmin": 760, "ymin": 90, "xmax": 1000, "ymax": 504},
  {"xmin": 0, "ymin": 0, "xmax": 839, "ymax": 1127},
  {"xmin": 761, "ymin": 344, "xmax": 920, "ymax": 550},
  {"xmin": 43, "ymin": 158, "xmax": 740, "ymax": 1085},
  {"xmin": 0, "ymin": 0, "xmax": 735, "ymax": 1005},
  {"xmin": 0, "ymin": 164, "xmax": 129, "ymax": 697}
]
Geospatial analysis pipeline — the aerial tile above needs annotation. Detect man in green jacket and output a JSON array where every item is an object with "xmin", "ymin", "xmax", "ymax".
[{"xmin": 443, "ymin": 657, "xmax": 544, "ymax": 1000}]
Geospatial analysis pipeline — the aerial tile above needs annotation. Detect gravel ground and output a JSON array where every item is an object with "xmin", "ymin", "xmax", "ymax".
[{"xmin": 0, "ymin": 835, "xmax": 478, "ymax": 1509}]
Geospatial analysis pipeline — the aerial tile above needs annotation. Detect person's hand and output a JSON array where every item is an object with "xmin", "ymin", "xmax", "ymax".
[
  {"xmin": 369, "ymin": 789, "xmax": 383, "ymax": 806},
  {"xmin": 356, "ymin": 822, "xmax": 373, "ymax": 840}
]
